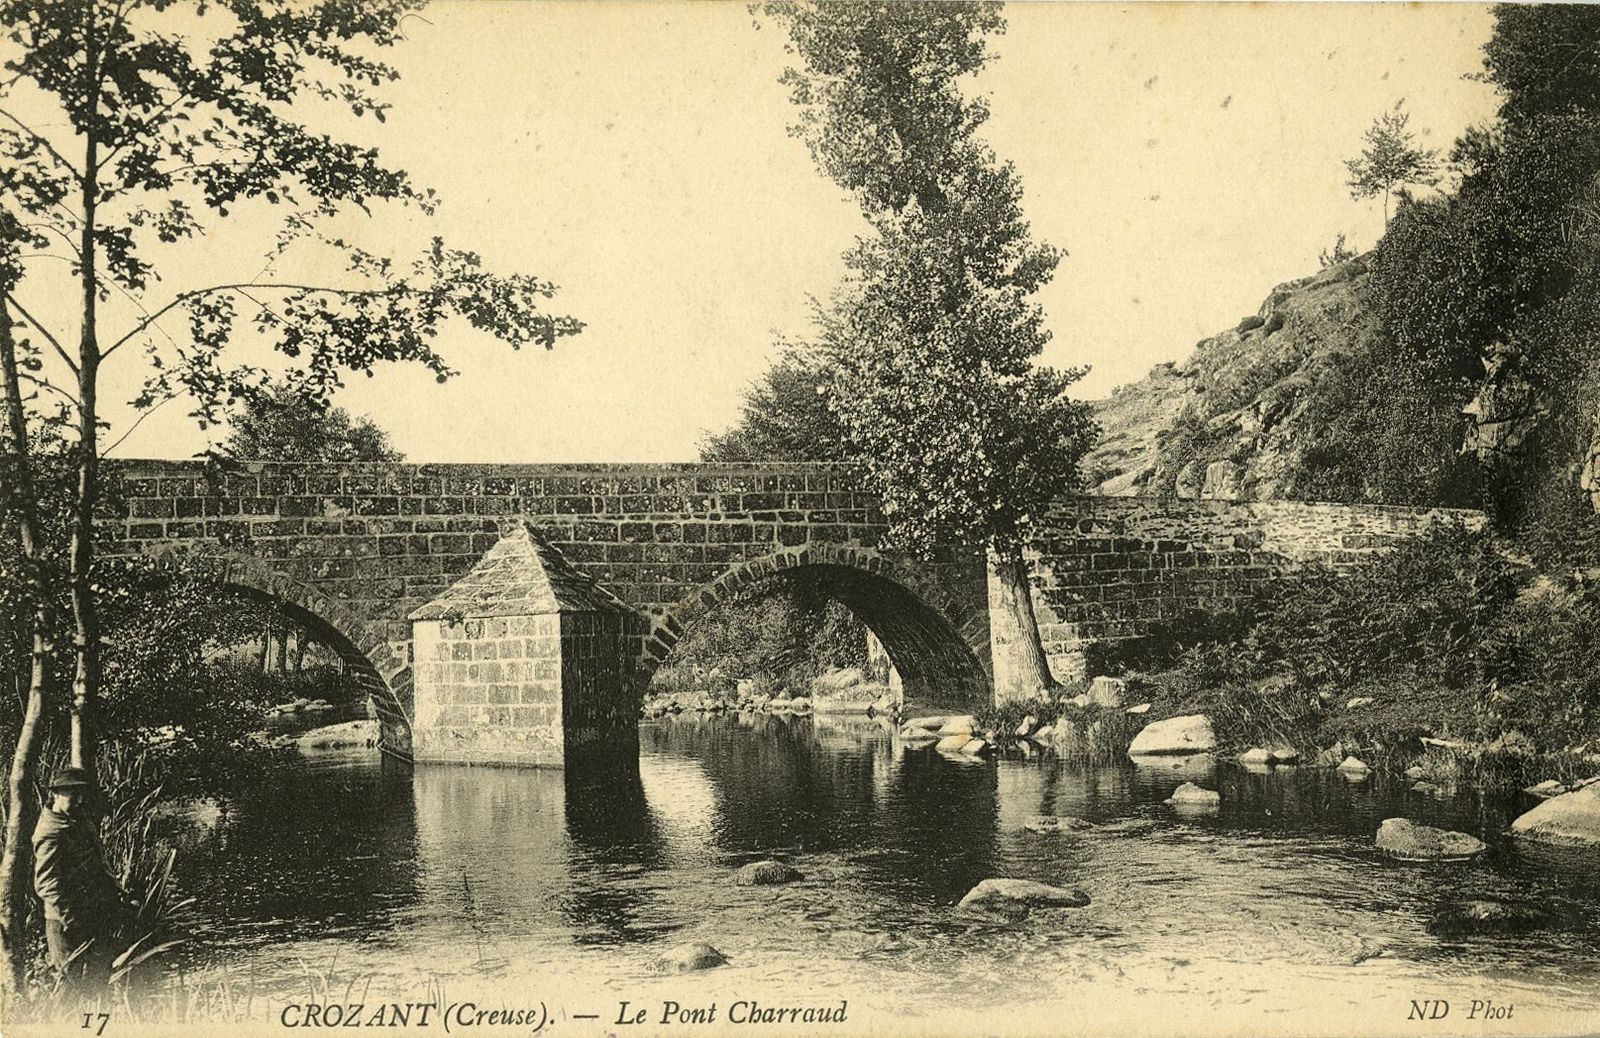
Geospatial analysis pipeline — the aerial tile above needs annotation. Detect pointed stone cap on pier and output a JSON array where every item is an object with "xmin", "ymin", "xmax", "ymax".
[{"xmin": 408, "ymin": 524, "xmax": 626, "ymax": 621}]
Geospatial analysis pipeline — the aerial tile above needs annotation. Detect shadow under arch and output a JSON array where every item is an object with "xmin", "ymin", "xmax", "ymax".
[
  {"xmin": 640, "ymin": 543, "xmax": 992, "ymax": 706},
  {"xmin": 155, "ymin": 551, "xmax": 415, "ymax": 757}
]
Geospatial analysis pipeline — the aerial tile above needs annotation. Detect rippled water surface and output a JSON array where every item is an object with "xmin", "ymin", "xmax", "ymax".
[{"xmin": 174, "ymin": 713, "xmax": 1600, "ymax": 1034}]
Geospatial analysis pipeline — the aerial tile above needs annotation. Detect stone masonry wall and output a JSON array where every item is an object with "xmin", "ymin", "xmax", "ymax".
[
  {"xmin": 1024, "ymin": 497, "xmax": 1488, "ymax": 681},
  {"xmin": 560, "ymin": 610, "xmax": 634, "ymax": 756},
  {"xmin": 103, "ymin": 460, "xmax": 991, "ymax": 755},
  {"xmin": 411, "ymin": 614, "xmax": 564, "ymax": 765}
]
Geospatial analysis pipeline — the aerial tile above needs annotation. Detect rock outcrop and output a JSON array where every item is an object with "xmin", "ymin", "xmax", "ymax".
[{"xmin": 1082, "ymin": 258, "xmax": 1371, "ymax": 500}]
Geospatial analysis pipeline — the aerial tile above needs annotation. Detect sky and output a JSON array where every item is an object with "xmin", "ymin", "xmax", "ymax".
[{"xmin": 73, "ymin": 1, "xmax": 1502, "ymax": 464}]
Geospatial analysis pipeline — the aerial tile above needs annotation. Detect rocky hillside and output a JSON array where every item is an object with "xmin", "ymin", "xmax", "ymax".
[{"xmin": 1083, "ymin": 257, "xmax": 1372, "ymax": 500}]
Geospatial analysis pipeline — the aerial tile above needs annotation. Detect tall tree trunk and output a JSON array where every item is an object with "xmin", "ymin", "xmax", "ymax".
[
  {"xmin": 70, "ymin": 27, "xmax": 102, "ymax": 774},
  {"xmin": 987, "ymin": 542, "xmax": 1056, "ymax": 703},
  {"xmin": 258, "ymin": 615, "xmax": 272, "ymax": 673},
  {"xmin": 292, "ymin": 628, "xmax": 306, "ymax": 673},
  {"xmin": 273, "ymin": 611, "xmax": 288, "ymax": 676},
  {"xmin": 0, "ymin": 299, "xmax": 53, "ymax": 999}
]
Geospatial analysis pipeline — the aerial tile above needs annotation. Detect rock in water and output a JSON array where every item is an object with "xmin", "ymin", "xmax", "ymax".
[
  {"xmin": 1427, "ymin": 899, "xmax": 1570, "ymax": 937},
  {"xmin": 957, "ymin": 879, "xmax": 1091, "ymax": 911},
  {"xmin": 1239, "ymin": 747, "xmax": 1272, "ymax": 765},
  {"xmin": 1164, "ymin": 782, "xmax": 1221, "ymax": 810},
  {"xmin": 1128, "ymin": 714, "xmax": 1216, "ymax": 756},
  {"xmin": 649, "ymin": 943, "xmax": 729, "ymax": 973},
  {"xmin": 296, "ymin": 719, "xmax": 379, "ymax": 750},
  {"xmin": 934, "ymin": 734, "xmax": 970, "ymax": 753},
  {"xmin": 734, "ymin": 860, "xmax": 802, "ymax": 886},
  {"xmin": 1023, "ymin": 815, "xmax": 1092, "ymax": 835},
  {"xmin": 1337, "ymin": 756, "xmax": 1371, "ymax": 774},
  {"xmin": 937, "ymin": 715, "xmax": 977, "ymax": 737},
  {"xmin": 903, "ymin": 715, "xmax": 948, "ymax": 732},
  {"xmin": 1511, "ymin": 782, "xmax": 1600, "ymax": 847},
  {"xmin": 1375, "ymin": 818, "xmax": 1486, "ymax": 861},
  {"xmin": 812, "ymin": 667, "xmax": 865, "ymax": 692}
]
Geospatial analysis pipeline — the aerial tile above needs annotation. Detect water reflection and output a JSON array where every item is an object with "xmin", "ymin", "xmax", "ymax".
[{"xmin": 177, "ymin": 715, "xmax": 1600, "ymax": 1018}]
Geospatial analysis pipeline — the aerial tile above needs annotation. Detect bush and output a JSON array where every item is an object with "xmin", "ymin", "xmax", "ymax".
[
  {"xmin": 1476, "ymin": 582, "xmax": 1600, "ymax": 749},
  {"xmin": 650, "ymin": 576, "xmax": 868, "ymax": 695}
]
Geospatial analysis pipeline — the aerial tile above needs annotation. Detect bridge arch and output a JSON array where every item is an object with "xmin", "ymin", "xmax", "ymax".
[
  {"xmin": 639, "ymin": 543, "xmax": 992, "ymax": 705},
  {"xmin": 150, "ymin": 552, "xmax": 415, "ymax": 754}
]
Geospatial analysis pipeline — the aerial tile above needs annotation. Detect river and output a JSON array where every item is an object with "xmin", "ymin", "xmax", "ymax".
[{"xmin": 167, "ymin": 711, "xmax": 1600, "ymax": 1036}]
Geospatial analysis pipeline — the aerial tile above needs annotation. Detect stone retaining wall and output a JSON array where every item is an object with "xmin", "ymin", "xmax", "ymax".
[{"xmin": 1023, "ymin": 497, "xmax": 1487, "ymax": 681}]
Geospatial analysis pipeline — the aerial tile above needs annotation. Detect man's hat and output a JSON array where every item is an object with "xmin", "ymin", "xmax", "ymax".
[{"xmin": 47, "ymin": 767, "xmax": 95, "ymax": 792}]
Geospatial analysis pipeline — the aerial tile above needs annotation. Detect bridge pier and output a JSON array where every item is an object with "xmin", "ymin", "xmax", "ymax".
[{"xmin": 407, "ymin": 525, "xmax": 638, "ymax": 767}]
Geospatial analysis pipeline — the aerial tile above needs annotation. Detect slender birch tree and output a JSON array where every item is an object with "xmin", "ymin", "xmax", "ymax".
[{"xmin": 0, "ymin": 0, "xmax": 580, "ymax": 994}]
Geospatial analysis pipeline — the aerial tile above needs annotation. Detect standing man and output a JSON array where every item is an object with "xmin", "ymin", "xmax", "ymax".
[{"xmin": 32, "ymin": 766, "xmax": 123, "ymax": 990}]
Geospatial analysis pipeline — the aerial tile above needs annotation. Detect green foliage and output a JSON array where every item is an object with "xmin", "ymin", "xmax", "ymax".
[
  {"xmin": 1145, "ymin": 528, "xmax": 1600, "ymax": 753},
  {"xmin": 698, "ymin": 346, "xmax": 847, "ymax": 461},
  {"xmin": 650, "ymin": 576, "xmax": 868, "ymax": 695},
  {"xmin": 1476, "ymin": 582, "xmax": 1600, "ymax": 745},
  {"xmin": 760, "ymin": 1, "xmax": 1097, "ymax": 557},
  {"xmin": 1344, "ymin": 100, "xmax": 1442, "ymax": 220},
  {"xmin": 1318, "ymin": 233, "xmax": 1357, "ymax": 268},
  {"xmin": 974, "ymin": 695, "xmax": 1065, "ymax": 736},
  {"xmin": 220, "ymin": 383, "xmax": 403, "ymax": 463},
  {"xmin": 761, "ymin": 1, "xmax": 1005, "ymax": 216},
  {"xmin": 1305, "ymin": 7, "xmax": 1600, "ymax": 514}
]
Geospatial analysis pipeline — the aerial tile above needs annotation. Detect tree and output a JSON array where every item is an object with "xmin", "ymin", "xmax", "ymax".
[
  {"xmin": 762, "ymin": 2, "xmax": 1097, "ymax": 699},
  {"xmin": 1345, "ymin": 100, "xmax": 1442, "ymax": 222},
  {"xmin": 0, "ymin": 0, "xmax": 580, "ymax": 996},
  {"xmin": 221, "ymin": 383, "xmax": 404, "ymax": 463},
  {"xmin": 220, "ymin": 384, "xmax": 403, "ymax": 675},
  {"xmin": 698, "ymin": 345, "xmax": 846, "ymax": 461}
]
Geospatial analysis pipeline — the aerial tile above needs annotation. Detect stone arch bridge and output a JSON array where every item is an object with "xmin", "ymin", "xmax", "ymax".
[{"xmin": 105, "ymin": 460, "xmax": 1480, "ymax": 766}]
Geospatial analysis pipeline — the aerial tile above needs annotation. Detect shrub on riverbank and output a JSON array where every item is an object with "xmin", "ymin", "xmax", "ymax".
[
  {"xmin": 1113, "ymin": 529, "xmax": 1600, "ymax": 758},
  {"xmin": 649, "ymin": 577, "xmax": 869, "ymax": 698}
]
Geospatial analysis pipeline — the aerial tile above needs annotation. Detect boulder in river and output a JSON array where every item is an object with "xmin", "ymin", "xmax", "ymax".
[
  {"xmin": 734, "ymin": 860, "xmax": 802, "ymax": 886},
  {"xmin": 1510, "ymin": 782, "xmax": 1600, "ymax": 847},
  {"xmin": 296, "ymin": 720, "xmax": 379, "ymax": 750},
  {"xmin": 904, "ymin": 715, "xmax": 947, "ymax": 732},
  {"xmin": 957, "ymin": 878, "xmax": 1090, "ymax": 911},
  {"xmin": 1427, "ymin": 899, "xmax": 1574, "ymax": 937},
  {"xmin": 935, "ymin": 734, "xmax": 971, "ymax": 753},
  {"xmin": 960, "ymin": 738, "xmax": 992, "ymax": 756},
  {"xmin": 1239, "ymin": 747, "xmax": 1272, "ymax": 765},
  {"xmin": 1337, "ymin": 756, "xmax": 1371, "ymax": 774},
  {"xmin": 648, "ymin": 943, "xmax": 729, "ymax": 973},
  {"xmin": 1128, "ymin": 714, "xmax": 1216, "ymax": 756},
  {"xmin": 1522, "ymin": 779, "xmax": 1566, "ymax": 799},
  {"xmin": 1164, "ymin": 782, "xmax": 1221, "ymax": 811},
  {"xmin": 1023, "ymin": 815, "xmax": 1092, "ymax": 835},
  {"xmin": 1375, "ymin": 818, "xmax": 1486, "ymax": 861},
  {"xmin": 937, "ymin": 715, "xmax": 977, "ymax": 737}
]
